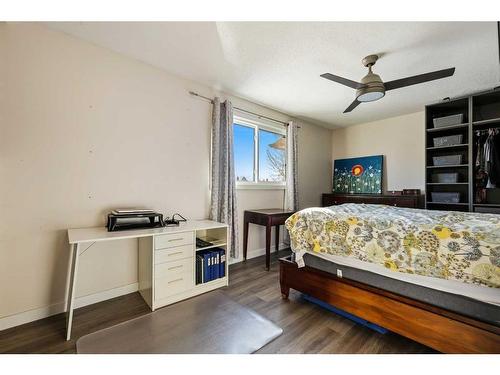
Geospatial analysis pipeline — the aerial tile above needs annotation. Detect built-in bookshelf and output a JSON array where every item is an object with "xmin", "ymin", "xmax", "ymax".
[
  {"xmin": 195, "ymin": 227, "xmax": 227, "ymax": 285},
  {"xmin": 425, "ymin": 88, "xmax": 500, "ymax": 213}
]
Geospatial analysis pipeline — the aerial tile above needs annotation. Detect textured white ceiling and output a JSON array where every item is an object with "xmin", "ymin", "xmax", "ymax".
[{"xmin": 45, "ymin": 22, "xmax": 500, "ymax": 128}]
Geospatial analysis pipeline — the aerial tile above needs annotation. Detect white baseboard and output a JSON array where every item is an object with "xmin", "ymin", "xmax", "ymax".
[
  {"xmin": 228, "ymin": 242, "xmax": 289, "ymax": 265},
  {"xmin": 0, "ymin": 282, "xmax": 138, "ymax": 332}
]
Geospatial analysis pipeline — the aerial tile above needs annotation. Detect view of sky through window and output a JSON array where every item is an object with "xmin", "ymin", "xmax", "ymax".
[
  {"xmin": 233, "ymin": 122, "xmax": 285, "ymax": 183},
  {"xmin": 258, "ymin": 129, "xmax": 285, "ymax": 182},
  {"xmin": 233, "ymin": 124, "xmax": 254, "ymax": 182}
]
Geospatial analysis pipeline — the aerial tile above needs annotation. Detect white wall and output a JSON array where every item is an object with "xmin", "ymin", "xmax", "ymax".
[
  {"xmin": 0, "ymin": 23, "xmax": 332, "ymax": 321},
  {"xmin": 331, "ymin": 111, "xmax": 425, "ymax": 192}
]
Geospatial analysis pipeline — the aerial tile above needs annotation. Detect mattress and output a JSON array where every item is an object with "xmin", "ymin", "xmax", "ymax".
[
  {"xmin": 285, "ymin": 204, "xmax": 500, "ymax": 289},
  {"xmin": 302, "ymin": 252, "xmax": 500, "ymax": 326}
]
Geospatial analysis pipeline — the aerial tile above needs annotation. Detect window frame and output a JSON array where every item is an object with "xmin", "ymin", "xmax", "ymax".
[{"xmin": 233, "ymin": 113, "xmax": 287, "ymax": 190}]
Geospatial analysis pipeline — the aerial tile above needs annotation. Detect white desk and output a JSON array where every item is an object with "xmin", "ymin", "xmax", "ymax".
[{"xmin": 65, "ymin": 220, "xmax": 228, "ymax": 340}]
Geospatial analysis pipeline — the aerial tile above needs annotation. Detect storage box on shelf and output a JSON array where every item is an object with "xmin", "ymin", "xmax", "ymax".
[
  {"xmin": 433, "ymin": 113, "xmax": 464, "ymax": 128},
  {"xmin": 431, "ymin": 172, "xmax": 459, "ymax": 183},
  {"xmin": 432, "ymin": 134, "xmax": 463, "ymax": 147},
  {"xmin": 432, "ymin": 154, "xmax": 462, "ymax": 166},
  {"xmin": 431, "ymin": 192, "xmax": 460, "ymax": 203}
]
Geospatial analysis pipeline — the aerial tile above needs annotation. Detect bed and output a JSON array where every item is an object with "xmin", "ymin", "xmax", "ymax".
[{"xmin": 281, "ymin": 203, "xmax": 500, "ymax": 353}]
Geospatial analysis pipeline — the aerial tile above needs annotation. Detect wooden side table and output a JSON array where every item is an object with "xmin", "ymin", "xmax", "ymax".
[{"xmin": 243, "ymin": 208, "xmax": 296, "ymax": 270}]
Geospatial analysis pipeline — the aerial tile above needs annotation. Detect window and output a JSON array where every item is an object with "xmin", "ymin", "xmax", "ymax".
[
  {"xmin": 258, "ymin": 129, "xmax": 285, "ymax": 182},
  {"xmin": 233, "ymin": 124, "xmax": 255, "ymax": 182},
  {"xmin": 233, "ymin": 114, "xmax": 286, "ymax": 188}
]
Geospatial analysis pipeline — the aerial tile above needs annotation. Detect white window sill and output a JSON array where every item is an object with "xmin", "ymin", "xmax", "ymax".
[{"xmin": 236, "ymin": 183, "xmax": 286, "ymax": 190}]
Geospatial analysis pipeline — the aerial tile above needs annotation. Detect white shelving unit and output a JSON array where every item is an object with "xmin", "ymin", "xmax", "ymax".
[{"xmin": 138, "ymin": 222, "xmax": 229, "ymax": 310}]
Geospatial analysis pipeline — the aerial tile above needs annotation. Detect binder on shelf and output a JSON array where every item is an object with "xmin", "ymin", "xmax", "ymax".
[
  {"xmin": 195, "ymin": 255, "xmax": 199, "ymax": 284},
  {"xmin": 211, "ymin": 251, "xmax": 216, "ymax": 281},
  {"xmin": 196, "ymin": 253, "xmax": 204, "ymax": 284},
  {"xmin": 218, "ymin": 248, "xmax": 226, "ymax": 278},
  {"xmin": 208, "ymin": 252, "xmax": 213, "ymax": 282},
  {"xmin": 207, "ymin": 252, "xmax": 212, "ymax": 282},
  {"xmin": 218, "ymin": 250, "xmax": 222, "ymax": 278},
  {"xmin": 196, "ymin": 253, "xmax": 201, "ymax": 284},
  {"xmin": 203, "ymin": 251, "xmax": 211, "ymax": 283},
  {"xmin": 213, "ymin": 252, "xmax": 218, "ymax": 281},
  {"xmin": 213, "ymin": 251, "xmax": 220, "ymax": 280}
]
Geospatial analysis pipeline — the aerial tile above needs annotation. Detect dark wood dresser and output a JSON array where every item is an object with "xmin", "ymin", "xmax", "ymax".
[{"xmin": 322, "ymin": 193, "xmax": 424, "ymax": 208}]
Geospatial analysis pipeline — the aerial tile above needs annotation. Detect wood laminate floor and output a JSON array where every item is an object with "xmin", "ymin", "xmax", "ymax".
[{"xmin": 0, "ymin": 250, "xmax": 434, "ymax": 354}]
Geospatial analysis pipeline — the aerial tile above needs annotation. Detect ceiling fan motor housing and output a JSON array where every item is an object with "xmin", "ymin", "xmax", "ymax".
[{"xmin": 356, "ymin": 70, "xmax": 385, "ymax": 102}]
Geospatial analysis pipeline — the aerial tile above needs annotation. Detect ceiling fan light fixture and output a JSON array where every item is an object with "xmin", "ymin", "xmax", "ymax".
[
  {"xmin": 356, "ymin": 69, "xmax": 385, "ymax": 102},
  {"xmin": 357, "ymin": 89, "xmax": 385, "ymax": 102}
]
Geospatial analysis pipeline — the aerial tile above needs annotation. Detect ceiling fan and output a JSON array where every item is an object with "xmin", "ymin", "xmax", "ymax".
[{"xmin": 320, "ymin": 55, "xmax": 455, "ymax": 113}]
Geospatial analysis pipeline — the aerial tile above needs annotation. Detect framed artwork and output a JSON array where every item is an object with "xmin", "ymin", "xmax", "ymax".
[{"xmin": 333, "ymin": 155, "xmax": 383, "ymax": 194}]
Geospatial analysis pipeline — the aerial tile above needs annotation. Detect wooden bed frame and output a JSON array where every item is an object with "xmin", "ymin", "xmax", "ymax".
[{"xmin": 279, "ymin": 256, "xmax": 500, "ymax": 353}]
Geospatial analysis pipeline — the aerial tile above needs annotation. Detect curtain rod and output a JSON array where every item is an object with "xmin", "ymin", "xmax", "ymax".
[{"xmin": 189, "ymin": 91, "xmax": 291, "ymax": 127}]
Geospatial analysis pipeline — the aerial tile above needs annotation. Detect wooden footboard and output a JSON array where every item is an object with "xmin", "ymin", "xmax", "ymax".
[{"xmin": 279, "ymin": 257, "xmax": 500, "ymax": 353}]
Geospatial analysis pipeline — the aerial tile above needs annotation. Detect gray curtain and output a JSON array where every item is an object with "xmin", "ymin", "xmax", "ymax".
[
  {"xmin": 209, "ymin": 98, "xmax": 239, "ymax": 258},
  {"xmin": 285, "ymin": 121, "xmax": 299, "ymax": 211}
]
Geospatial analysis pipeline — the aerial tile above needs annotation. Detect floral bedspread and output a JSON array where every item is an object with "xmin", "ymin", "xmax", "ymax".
[{"xmin": 285, "ymin": 204, "xmax": 500, "ymax": 288}]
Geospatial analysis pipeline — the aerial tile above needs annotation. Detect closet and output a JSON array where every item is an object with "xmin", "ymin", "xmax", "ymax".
[
  {"xmin": 472, "ymin": 91, "xmax": 500, "ymax": 213},
  {"xmin": 425, "ymin": 88, "xmax": 500, "ymax": 214}
]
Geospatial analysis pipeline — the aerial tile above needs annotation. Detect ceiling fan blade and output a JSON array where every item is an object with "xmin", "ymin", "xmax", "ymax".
[
  {"xmin": 320, "ymin": 73, "xmax": 366, "ymax": 89},
  {"xmin": 343, "ymin": 99, "xmax": 361, "ymax": 113},
  {"xmin": 384, "ymin": 67, "xmax": 455, "ymax": 91}
]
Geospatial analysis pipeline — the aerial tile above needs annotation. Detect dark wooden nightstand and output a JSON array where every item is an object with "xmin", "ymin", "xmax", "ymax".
[{"xmin": 243, "ymin": 208, "xmax": 296, "ymax": 270}]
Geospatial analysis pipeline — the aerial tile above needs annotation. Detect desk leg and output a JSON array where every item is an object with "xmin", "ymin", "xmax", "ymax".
[
  {"xmin": 265, "ymin": 225, "xmax": 271, "ymax": 271},
  {"xmin": 275, "ymin": 225, "xmax": 280, "ymax": 253},
  {"xmin": 243, "ymin": 218, "xmax": 249, "ymax": 261},
  {"xmin": 65, "ymin": 243, "xmax": 80, "ymax": 341}
]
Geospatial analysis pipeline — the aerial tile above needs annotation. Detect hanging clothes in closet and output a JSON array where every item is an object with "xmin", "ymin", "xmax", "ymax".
[
  {"xmin": 475, "ymin": 132, "xmax": 488, "ymax": 203},
  {"xmin": 475, "ymin": 128, "xmax": 500, "ymax": 203},
  {"xmin": 485, "ymin": 128, "xmax": 500, "ymax": 187}
]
